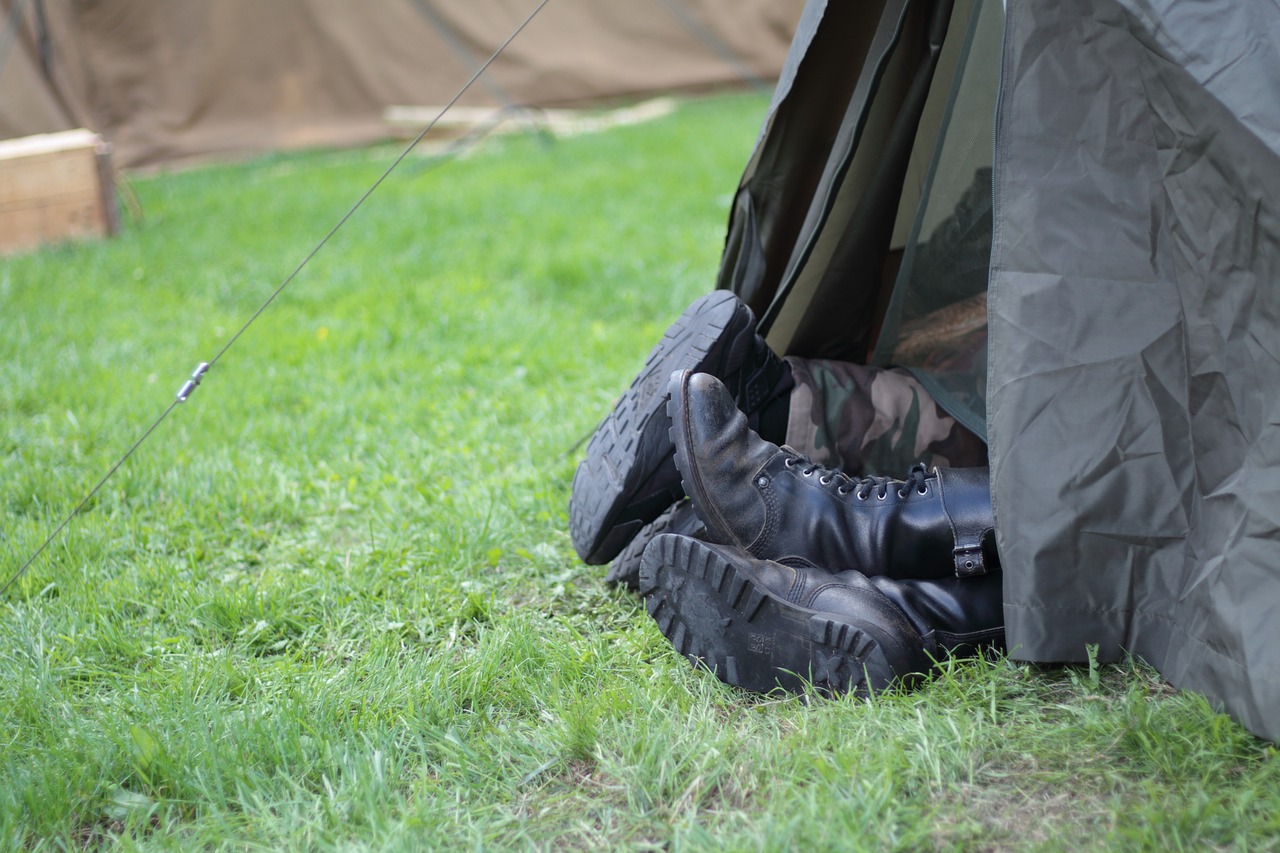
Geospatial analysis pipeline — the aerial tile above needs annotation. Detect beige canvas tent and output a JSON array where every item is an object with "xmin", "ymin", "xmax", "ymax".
[{"xmin": 0, "ymin": 0, "xmax": 802, "ymax": 169}]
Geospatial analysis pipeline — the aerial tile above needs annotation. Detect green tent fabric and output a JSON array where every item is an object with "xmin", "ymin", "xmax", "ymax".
[
  {"xmin": 991, "ymin": 0, "xmax": 1280, "ymax": 741},
  {"xmin": 717, "ymin": 0, "xmax": 1280, "ymax": 740}
]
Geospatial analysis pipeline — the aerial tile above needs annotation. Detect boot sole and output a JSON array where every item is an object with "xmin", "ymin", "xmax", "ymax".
[
  {"xmin": 639, "ymin": 535, "xmax": 913, "ymax": 696},
  {"xmin": 605, "ymin": 499, "xmax": 705, "ymax": 591},
  {"xmin": 570, "ymin": 291, "xmax": 757, "ymax": 564}
]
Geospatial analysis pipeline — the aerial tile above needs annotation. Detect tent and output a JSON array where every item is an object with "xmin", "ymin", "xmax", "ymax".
[
  {"xmin": 716, "ymin": 0, "xmax": 1280, "ymax": 741},
  {"xmin": 0, "ymin": 0, "xmax": 802, "ymax": 170}
]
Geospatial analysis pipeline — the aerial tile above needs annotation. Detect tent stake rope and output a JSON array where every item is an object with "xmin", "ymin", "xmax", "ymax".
[{"xmin": 0, "ymin": 0, "xmax": 554, "ymax": 599}]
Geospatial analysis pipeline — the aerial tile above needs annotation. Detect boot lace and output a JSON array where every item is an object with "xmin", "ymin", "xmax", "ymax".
[{"xmin": 782, "ymin": 453, "xmax": 934, "ymax": 500}]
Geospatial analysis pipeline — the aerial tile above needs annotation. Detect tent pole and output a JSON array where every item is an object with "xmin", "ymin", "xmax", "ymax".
[{"xmin": 0, "ymin": 0, "xmax": 33, "ymax": 83}]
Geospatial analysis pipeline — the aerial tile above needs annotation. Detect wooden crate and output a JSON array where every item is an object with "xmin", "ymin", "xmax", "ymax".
[{"xmin": 0, "ymin": 128, "xmax": 119, "ymax": 256}]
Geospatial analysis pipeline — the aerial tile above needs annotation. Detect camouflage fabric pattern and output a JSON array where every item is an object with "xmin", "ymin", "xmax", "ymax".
[{"xmin": 784, "ymin": 358, "xmax": 988, "ymax": 476}]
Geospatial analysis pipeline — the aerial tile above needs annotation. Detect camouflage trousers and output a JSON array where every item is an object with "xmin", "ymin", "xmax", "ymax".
[{"xmin": 784, "ymin": 358, "xmax": 988, "ymax": 476}]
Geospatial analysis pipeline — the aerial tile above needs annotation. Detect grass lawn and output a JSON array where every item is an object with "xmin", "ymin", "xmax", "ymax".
[{"xmin": 2, "ymin": 91, "xmax": 1278, "ymax": 851}]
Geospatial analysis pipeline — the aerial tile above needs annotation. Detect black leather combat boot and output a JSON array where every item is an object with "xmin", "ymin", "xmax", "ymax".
[
  {"xmin": 639, "ymin": 534, "xmax": 1004, "ymax": 696},
  {"xmin": 570, "ymin": 291, "xmax": 791, "ymax": 565},
  {"xmin": 605, "ymin": 499, "xmax": 705, "ymax": 591},
  {"xmin": 667, "ymin": 370, "xmax": 998, "ymax": 580}
]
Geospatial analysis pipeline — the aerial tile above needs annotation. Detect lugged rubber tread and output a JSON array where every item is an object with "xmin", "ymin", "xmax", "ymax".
[
  {"xmin": 672, "ymin": 623, "xmax": 689, "ymax": 655},
  {"xmin": 606, "ymin": 499, "xmax": 705, "ymax": 591},
  {"xmin": 569, "ymin": 291, "xmax": 759, "ymax": 565},
  {"xmin": 638, "ymin": 535, "xmax": 915, "ymax": 697}
]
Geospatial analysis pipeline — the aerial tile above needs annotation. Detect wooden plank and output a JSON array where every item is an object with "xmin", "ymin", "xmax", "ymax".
[
  {"xmin": 0, "ymin": 128, "xmax": 101, "ymax": 158},
  {"xmin": 0, "ymin": 129, "xmax": 116, "ymax": 255},
  {"xmin": 0, "ymin": 146, "xmax": 101, "ymax": 206},
  {"xmin": 0, "ymin": 197, "xmax": 105, "ymax": 254}
]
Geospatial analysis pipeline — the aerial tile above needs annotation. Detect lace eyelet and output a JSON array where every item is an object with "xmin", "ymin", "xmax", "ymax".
[
  {"xmin": 856, "ymin": 491, "xmax": 869, "ymax": 501},
  {"xmin": 784, "ymin": 457, "xmax": 796, "ymax": 468},
  {"xmin": 837, "ymin": 487, "xmax": 852, "ymax": 496},
  {"xmin": 876, "ymin": 491, "xmax": 887, "ymax": 500},
  {"xmin": 819, "ymin": 475, "xmax": 833, "ymax": 485},
  {"xmin": 802, "ymin": 469, "xmax": 814, "ymax": 477},
  {"xmin": 897, "ymin": 488, "xmax": 908, "ymax": 499},
  {"xmin": 918, "ymin": 485, "xmax": 928, "ymax": 495}
]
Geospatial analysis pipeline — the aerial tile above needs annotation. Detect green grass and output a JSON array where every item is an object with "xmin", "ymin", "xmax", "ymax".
[{"xmin": 2, "ymin": 92, "xmax": 1278, "ymax": 851}]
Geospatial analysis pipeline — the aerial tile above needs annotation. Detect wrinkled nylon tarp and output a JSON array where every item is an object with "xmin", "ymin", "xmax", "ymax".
[
  {"xmin": 721, "ymin": 0, "xmax": 1280, "ymax": 740},
  {"xmin": 989, "ymin": 0, "xmax": 1280, "ymax": 740}
]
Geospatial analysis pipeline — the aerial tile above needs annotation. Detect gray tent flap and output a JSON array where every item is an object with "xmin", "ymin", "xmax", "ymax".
[{"xmin": 990, "ymin": 0, "xmax": 1280, "ymax": 739}]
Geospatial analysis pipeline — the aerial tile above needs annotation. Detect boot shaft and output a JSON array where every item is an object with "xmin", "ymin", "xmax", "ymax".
[
  {"xmin": 669, "ymin": 369, "xmax": 998, "ymax": 581},
  {"xmin": 891, "ymin": 465, "xmax": 999, "ymax": 579},
  {"xmin": 865, "ymin": 571, "xmax": 1005, "ymax": 655},
  {"xmin": 721, "ymin": 545, "xmax": 1005, "ymax": 657}
]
